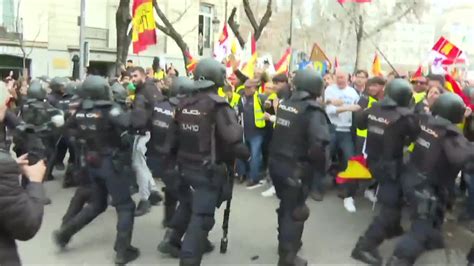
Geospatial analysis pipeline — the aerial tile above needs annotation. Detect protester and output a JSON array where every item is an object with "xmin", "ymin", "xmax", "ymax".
[
  {"xmin": 130, "ymin": 67, "xmax": 163, "ymax": 216},
  {"xmin": 427, "ymin": 74, "xmax": 446, "ymax": 89},
  {"xmin": 353, "ymin": 70, "xmax": 369, "ymax": 95},
  {"xmin": 236, "ymin": 78, "xmax": 267, "ymax": 188},
  {"xmin": 324, "ymin": 70, "xmax": 361, "ymax": 212},
  {"xmin": 414, "ymin": 85, "xmax": 444, "ymax": 114}
]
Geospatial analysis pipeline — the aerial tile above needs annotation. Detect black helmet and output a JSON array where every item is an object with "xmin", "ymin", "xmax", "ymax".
[
  {"xmin": 65, "ymin": 82, "xmax": 79, "ymax": 96},
  {"xmin": 293, "ymin": 69, "xmax": 324, "ymax": 97},
  {"xmin": 50, "ymin": 77, "xmax": 69, "ymax": 94},
  {"xmin": 384, "ymin": 79, "xmax": 413, "ymax": 107},
  {"xmin": 27, "ymin": 80, "xmax": 47, "ymax": 100},
  {"xmin": 170, "ymin": 76, "xmax": 194, "ymax": 97},
  {"xmin": 431, "ymin": 93, "xmax": 466, "ymax": 124},
  {"xmin": 111, "ymin": 82, "xmax": 127, "ymax": 103},
  {"xmin": 193, "ymin": 58, "xmax": 226, "ymax": 90},
  {"xmin": 81, "ymin": 75, "xmax": 112, "ymax": 101}
]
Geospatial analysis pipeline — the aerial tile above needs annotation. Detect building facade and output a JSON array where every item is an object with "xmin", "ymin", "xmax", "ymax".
[{"xmin": 0, "ymin": 0, "xmax": 238, "ymax": 79}]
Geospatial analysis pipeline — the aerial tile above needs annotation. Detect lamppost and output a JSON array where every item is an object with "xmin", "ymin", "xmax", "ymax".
[{"xmin": 79, "ymin": 0, "xmax": 86, "ymax": 79}]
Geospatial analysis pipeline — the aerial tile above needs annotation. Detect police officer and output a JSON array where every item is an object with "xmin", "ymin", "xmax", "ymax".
[
  {"xmin": 47, "ymin": 76, "xmax": 69, "ymax": 107},
  {"xmin": 173, "ymin": 58, "xmax": 249, "ymax": 266},
  {"xmin": 16, "ymin": 80, "xmax": 64, "ymax": 177},
  {"xmin": 53, "ymin": 76, "xmax": 139, "ymax": 265},
  {"xmin": 351, "ymin": 79, "xmax": 420, "ymax": 265},
  {"xmin": 386, "ymin": 93, "xmax": 474, "ymax": 266},
  {"xmin": 269, "ymin": 69, "xmax": 330, "ymax": 266}
]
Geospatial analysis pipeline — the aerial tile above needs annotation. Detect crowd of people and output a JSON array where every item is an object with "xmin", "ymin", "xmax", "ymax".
[{"xmin": 1, "ymin": 54, "xmax": 474, "ymax": 266}]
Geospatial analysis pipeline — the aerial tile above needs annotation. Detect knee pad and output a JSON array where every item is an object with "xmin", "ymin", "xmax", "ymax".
[
  {"xmin": 292, "ymin": 205, "xmax": 310, "ymax": 222},
  {"xmin": 201, "ymin": 216, "xmax": 215, "ymax": 231}
]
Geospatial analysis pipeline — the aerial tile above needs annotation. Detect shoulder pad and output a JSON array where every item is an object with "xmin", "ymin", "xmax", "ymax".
[
  {"xmin": 109, "ymin": 104, "xmax": 124, "ymax": 117},
  {"xmin": 81, "ymin": 99, "xmax": 94, "ymax": 110},
  {"xmin": 446, "ymin": 124, "xmax": 462, "ymax": 137},
  {"xmin": 208, "ymin": 93, "xmax": 228, "ymax": 105},
  {"xmin": 307, "ymin": 100, "xmax": 325, "ymax": 111},
  {"xmin": 169, "ymin": 97, "xmax": 179, "ymax": 106},
  {"xmin": 396, "ymin": 106, "xmax": 412, "ymax": 116},
  {"xmin": 94, "ymin": 100, "xmax": 113, "ymax": 107}
]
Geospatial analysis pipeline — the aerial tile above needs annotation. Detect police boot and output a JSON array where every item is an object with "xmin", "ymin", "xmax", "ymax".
[
  {"xmin": 180, "ymin": 257, "xmax": 201, "ymax": 266},
  {"xmin": 149, "ymin": 190, "xmax": 163, "ymax": 206},
  {"xmin": 203, "ymin": 238, "xmax": 215, "ymax": 254},
  {"xmin": 62, "ymin": 163, "xmax": 78, "ymax": 188},
  {"xmin": 162, "ymin": 194, "xmax": 177, "ymax": 227},
  {"xmin": 351, "ymin": 237, "xmax": 382, "ymax": 266},
  {"xmin": 385, "ymin": 256, "xmax": 412, "ymax": 266},
  {"xmin": 114, "ymin": 231, "xmax": 140, "ymax": 265},
  {"xmin": 157, "ymin": 229, "xmax": 182, "ymax": 258},
  {"xmin": 277, "ymin": 243, "xmax": 307, "ymax": 266}
]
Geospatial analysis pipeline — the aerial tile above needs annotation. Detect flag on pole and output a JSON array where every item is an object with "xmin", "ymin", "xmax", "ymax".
[
  {"xmin": 336, "ymin": 155, "xmax": 372, "ymax": 184},
  {"xmin": 274, "ymin": 48, "xmax": 292, "ymax": 75},
  {"xmin": 338, "ymin": 0, "xmax": 371, "ymax": 4},
  {"xmin": 445, "ymin": 73, "xmax": 473, "ymax": 109},
  {"xmin": 430, "ymin": 36, "xmax": 467, "ymax": 66},
  {"xmin": 184, "ymin": 50, "xmax": 198, "ymax": 73},
  {"xmin": 213, "ymin": 23, "xmax": 230, "ymax": 62},
  {"xmin": 240, "ymin": 33, "xmax": 257, "ymax": 78},
  {"xmin": 371, "ymin": 53, "xmax": 382, "ymax": 76},
  {"xmin": 411, "ymin": 65, "xmax": 423, "ymax": 81},
  {"xmin": 132, "ymin": 0, "xmax": 157, "ymax": 54},
  {"xmin": 309, "ymin": 43, "xmax": 331, "ymax": 69}
]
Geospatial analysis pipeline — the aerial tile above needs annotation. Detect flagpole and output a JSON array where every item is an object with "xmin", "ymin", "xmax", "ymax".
[
  {"xmin": 288, "ymin": 0, "xmax": 294, "ymax": 72},
  {"xmin": 79, "ymin": 0, "xmax": 86, "ymax": 79}
]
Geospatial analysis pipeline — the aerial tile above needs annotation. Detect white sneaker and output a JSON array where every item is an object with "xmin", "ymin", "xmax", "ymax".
[
  {"xmin": 364, "ymin": 189, "xmax": 378, "ymax": 203},
  {"xmin": 261, "ymin": 186, "xmax": 276, "ymax": 197},
  {"xmin": 343, "ymin": 197, "xmax": 357, "ymax": 213}
]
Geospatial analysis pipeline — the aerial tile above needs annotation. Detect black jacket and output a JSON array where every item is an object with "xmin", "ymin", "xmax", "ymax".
[
  {"xmin": 0, "ymin": 151, "xmax": 45, "ymax": 266},
  {"xmin": 131, "ymin": 78, "xmax": 163, "ymax": 132}
]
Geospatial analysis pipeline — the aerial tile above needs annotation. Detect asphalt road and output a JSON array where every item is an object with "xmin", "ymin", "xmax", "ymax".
[{"xmin": 17, "ymin": 171, "xmax": 474, "ymax": 265}]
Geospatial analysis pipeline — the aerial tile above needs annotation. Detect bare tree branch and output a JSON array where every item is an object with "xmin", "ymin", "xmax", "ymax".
[
  {"xmin": 365, "ymin": 3, "xmax": 415, "ymax": 38},
  {"xmin": 242, "ymin": 0, "xmax": 259, "ymax": 33},
  {"xmin": 152, "ymin": 0, "xmax": 191, "ymax": 68},
  {"xmin": 183, "ymin": 24, "xmax": 198, "ymax": 38},
  {"xmin": 170, "ymin": 3, "xmax": 193, "ymax": 24},
  {"xmin": 255, "ymin": 0, "xmax": 272, "ymax": 40},
  {"xmin": 227, "ymin": 7, "xmax": 245, "ymax": 48}
]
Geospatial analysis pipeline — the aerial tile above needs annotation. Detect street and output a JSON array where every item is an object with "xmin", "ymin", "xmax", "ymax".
[{"xmin": 16, "ymin": 170, "xmax": 473, "ymax": 266}]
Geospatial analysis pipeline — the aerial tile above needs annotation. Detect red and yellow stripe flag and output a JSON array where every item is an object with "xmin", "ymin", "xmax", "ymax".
[
  {"xmin": 371, "ymin": 53, "xmax": 382, "ymax": 77},
  {"xmin": 184, "ymin": 50, "xmax": 198, "ymax": 74},
  {"xmin": 274, "ymin": 48, "xmax": 292, "ymax": 75},
  {"xmin": 132, "ymin": 0, "xmax": 157, "ymax": 54},
  {"xmin": 336, "ymin": 155, "xmax": 372, "ymax": 184},
  {"xmin": 445, "ymin": 73, "xmax": 473, "ymax": 109}
]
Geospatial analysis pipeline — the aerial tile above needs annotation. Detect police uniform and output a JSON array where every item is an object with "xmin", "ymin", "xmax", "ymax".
[
  {"xmin": 53, "ymin": 76, "xmax": 139, "ymax": 265},
  {"xmin": 387, "ymin": 94, "xmax": 474, "ymax": 266},
  {"xmin": 351, "ymin": 79, "xmax": 420, "ymax": 266},
  {"xmin": 270, "ymin": 69, "xmax": 330, "ymax": 266},
  {"xmin": 173, "ymin": 58, "xmax": 250, "ymax": 266}
]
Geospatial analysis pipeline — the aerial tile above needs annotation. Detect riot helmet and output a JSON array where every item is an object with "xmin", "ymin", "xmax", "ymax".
[
  {"xmin": 193, "ymin": 58, "xmax": 226, "ymax": 90},
  {"xmin": 170, "ymin": 76, "xmax": 195, "ymax": 97},
  {"xmin": 431, "ymin": 93, "xmax": 466, "ymax": 124},
  {"xmin": 81, "ymin": 75, "xmax": 112, "ymax": 101},
  {"xmin": 65, "ymin": 82, "xmax": 79, "ymax": 96},
  {"xmin": 111, "ymin": 82, "xmax": 127, "ymax": 103},
  {"xmin": 50, "ymin": 77, "xmax": 69, "ymax": 94},
  {"xmin": 384, "ymin": 78, "xmax": 413, "ymax": 107},
  {"xmin": 27, "ymin": 80, "xmax": 47, "ymax": 101},
  {"xmin": 293, "ymin": 69, "xmax": 324, "ymax": 97}
]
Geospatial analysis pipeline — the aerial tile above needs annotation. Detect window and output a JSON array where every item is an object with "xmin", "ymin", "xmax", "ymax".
[
  {"xmin": 1, "ymin": 0, "xmax": 17, "ymax": 32},
  {"xmin": 198, "ymin": 4, "xmax": 213, "ymax": 56}
]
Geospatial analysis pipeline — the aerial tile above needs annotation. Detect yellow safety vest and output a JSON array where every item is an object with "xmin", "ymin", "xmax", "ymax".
[
  {"xmin": 267, "ymin": 92, "xmax": 278, "ymax": 101},
  {"xmin": 154, "ymin": 70, "xmax": 165, "ymax": 80},
  {"xmin": 229, "ymin": 93, "xmax": 241, "ymax": 108},
  {"xmin": 356, "ymin": 96, "xmax": 377, "ymax": 138},
  {"xmin": 217, "ymin": 87, "xmax": 226, "ymax": 97},
  {"xmin": 253, "ymin": 93, "xmax": 266, "ymax": 128},
  {"xmin": 413, "ymin": 92, "xmax": 426, "ymax": 104},
  {"xmin": 236, "ymin": 85, "xmax": 245, "ymax": 95}
]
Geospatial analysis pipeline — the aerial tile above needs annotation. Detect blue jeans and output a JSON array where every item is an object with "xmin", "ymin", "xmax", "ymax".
[
  {"xmin": 330, "ymin": 127, "xmax": 356, "ymax": 197},
  {"xmin": 237, "ymin": 134, "xmax": 264, "ymax": 183}
]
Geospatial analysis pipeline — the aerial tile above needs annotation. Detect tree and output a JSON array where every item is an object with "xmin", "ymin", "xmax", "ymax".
[
  {"xmin": 228, "ymin": 0, "xmax": 273, "ymax": 47},
  {"xmin": 152, "ymin": 0, "xmax": 193, "ymax": 72},
  {"xmin": 115, "ymin": 0, "xmax": 132, "ymax": 75},
  {"xmin": 15, "ymin": 0, "xmax": 41, "ymax": 78}
]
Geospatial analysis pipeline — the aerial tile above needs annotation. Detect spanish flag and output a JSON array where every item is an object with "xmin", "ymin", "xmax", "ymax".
[
  {"xmin": 241, "ymin": 33, "xmax": 257, "ymax": 78},
  {"xmin": 445, "ymin": 73, "xmax": 473, "ymax": 109},
  {"xmin": 132, "ymin": 0, "xmax": 157, "ymax": 54},
  {"xmin": 336, "ymin": 155, "xmax": 372, "ymax": 184},
  {"xmin": 274, "ymin": 48, "xmax": 292, "ymax": 75},
  {"xmin": 371, "ymin": 53, "xmax": 382, "ymax": 77},
  {"xmin": 184, "ymin": 50, "xmax": 197, "ymax": 74}
]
